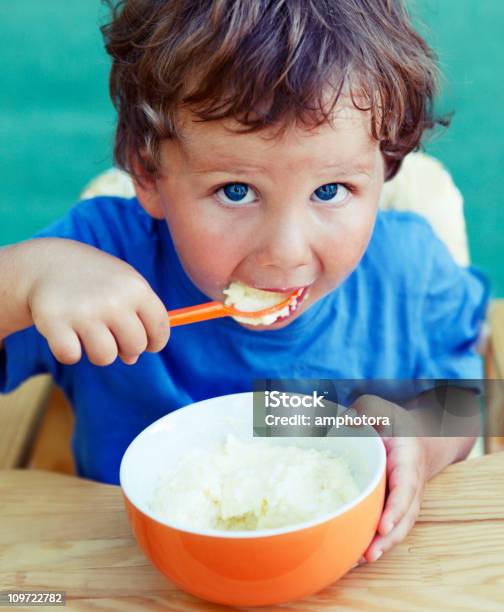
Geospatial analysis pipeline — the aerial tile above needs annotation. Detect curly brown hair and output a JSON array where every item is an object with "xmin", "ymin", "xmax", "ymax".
[{"xmin": 101, "ymin": 0, "xmax": 448, "ymax": 182}]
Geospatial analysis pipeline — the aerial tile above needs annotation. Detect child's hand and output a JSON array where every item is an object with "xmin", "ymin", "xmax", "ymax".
[
  {"xmin": 27, "ymin": 238, "xmax": 170, "ymax": 366},
  {"xmin": 349, "ymin": 396, "xmax": 428, "ymax": 563},
  {"xmin": 364, "ymin": 434, "xmax": 426, "ymax": 563}
]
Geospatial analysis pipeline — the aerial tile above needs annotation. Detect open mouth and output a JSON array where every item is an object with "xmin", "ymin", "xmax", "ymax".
[
  {"xmin": 269, "ymin": 285, "xmax": 310, "ymax": 324},
  {"xmin": 223, "ymin": 283, "xmax": 311, "ymax": 326}
]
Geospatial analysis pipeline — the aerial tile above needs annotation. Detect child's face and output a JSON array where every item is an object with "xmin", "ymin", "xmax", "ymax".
[{"xmin": 135, "ymin": 104, "xmax": 384, "ymax": 330}]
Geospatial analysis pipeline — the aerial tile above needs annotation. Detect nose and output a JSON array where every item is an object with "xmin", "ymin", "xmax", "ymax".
[{"xmin": 254, "ymin": 206, "xmax": 315, "ymax": 273}]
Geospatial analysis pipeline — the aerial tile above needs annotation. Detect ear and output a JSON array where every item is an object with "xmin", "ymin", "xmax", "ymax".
[{"xmin": 130, "ymin": 153, "xmax": 165, "ymax": 219}]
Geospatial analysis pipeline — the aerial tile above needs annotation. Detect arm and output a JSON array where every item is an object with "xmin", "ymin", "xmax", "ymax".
[
  {"xmin": 403, "ymin": 386, "xmax": 480, "ymax": 478},
  {"xmin": 351, "ymin": 388, "xmax": 479, "ymax": 562},
  {"xmin": 420, "ymin": 435, "xmax": 475, "ymax": 480},
  {"xmin": 0, "ymin": 241, "xmax": 41, "ymax": 343}
]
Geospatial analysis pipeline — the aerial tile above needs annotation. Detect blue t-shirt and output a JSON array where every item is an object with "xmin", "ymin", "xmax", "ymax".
[{"xmin": 0, "ymin": 197, "xmax": 489, "ymax": 483}]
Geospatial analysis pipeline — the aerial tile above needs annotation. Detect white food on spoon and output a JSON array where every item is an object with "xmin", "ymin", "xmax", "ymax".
[{"xmin": 223, "ymin": 281, "xmax": 296, "ymax": 325}]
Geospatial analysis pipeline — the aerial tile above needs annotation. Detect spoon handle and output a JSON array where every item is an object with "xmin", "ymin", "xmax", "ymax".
[
  {"xmin": 167, "ymin": 302, "xmax": 230, "ymax": 327},
  {"xmin": 167, "ymin": 289, "xmax": 302, "ymax": 327}
]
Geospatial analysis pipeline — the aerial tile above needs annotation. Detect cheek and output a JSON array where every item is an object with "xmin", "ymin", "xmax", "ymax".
[
  {"xmin": 164, "ymin": 202, "xmax": 248, "ymax": 291},
  {"xmin": 319, "ymin": 200, "xmax": 377, "ymax": 278}
]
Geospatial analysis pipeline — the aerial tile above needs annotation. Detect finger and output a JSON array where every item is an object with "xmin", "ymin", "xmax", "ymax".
[
  {"xmin": 352, "ymin": 394, "xmax": 395, "ymax": 418},
  {"xmin": 348, "ymin": 395, "xmax": 396, "ymax": 434},
  {"xmin": 138, "ymin": 293, "xmax": 170, "ymax": 353},
  {"xmin": 353, "ymin": 395, "xmax": 420, "ymax": 437},
  {"xmin": 108, "ymin": 313, "xmax": 148, "ymax": 363},
  {"xmin": 45, "ymin": 323, "xmax": 82, "ymax": 365},
  {"xmin": 120, "ymin": 355, "xmax": 139, "ymax": 366},
  {"xmin": 76, "ymin": 321, "xmax": 118, "ymax": 366},
  {"xmin": 341, "ymin": 406, "xmax": 389, "ymax": 433},
  {"xmin": 365, "ymin": 493, "xmax": 422, "ymax": 562},
  {"xmin": 378, "ymin": 447, "xmax": 423, "ymax": 535},
  {"xmin": 379, "ymin": 465, "xmax": 418, "ymax": 537}
]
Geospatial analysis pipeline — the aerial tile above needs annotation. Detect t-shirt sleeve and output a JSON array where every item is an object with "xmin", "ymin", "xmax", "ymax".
[
  {"xmin": 0, "ymin": 326, "xmax": 59, "ymax": 393},
  {"xmin": 0, "ymin": 196, "xmax": 149, "ymax": 394},
  {"xmin": 31, "ymin": 196, "xmax": 153, "ymax": 259},
  {"xmin": 416, "ymin": 222, "xmax": 490, "ymax": 381}
]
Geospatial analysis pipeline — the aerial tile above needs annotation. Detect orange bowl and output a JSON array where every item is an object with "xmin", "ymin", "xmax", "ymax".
[{"xmin": 120, "ymin": 392, "xmax": 386, "ymax": 607}]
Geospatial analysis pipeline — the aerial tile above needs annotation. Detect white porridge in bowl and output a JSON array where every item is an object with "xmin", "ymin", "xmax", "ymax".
[{"xmin": 150, "ymin": 434, "xmax": 359, "ymax": 531}]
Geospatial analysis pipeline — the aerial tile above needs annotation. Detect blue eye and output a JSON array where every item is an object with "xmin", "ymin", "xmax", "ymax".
[
  {"xmin": 312, "ymin": 183, "xmax": 349, "ymax": 205},
  {"xmin": 216, "ymin": 183, "xmax": 256, "ymax": 205}
]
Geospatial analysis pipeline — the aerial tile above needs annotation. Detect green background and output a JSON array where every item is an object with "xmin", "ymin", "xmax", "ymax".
[{"xmin": 1, "ymin": 1, "xmax": 503, "ymax": 294}]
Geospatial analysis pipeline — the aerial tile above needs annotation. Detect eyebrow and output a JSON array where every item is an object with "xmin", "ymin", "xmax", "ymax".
[
  {"xmin": 192, "ymin": 159, "xmax": 375, "ymax": 178},
  {"xmin": 317, "ymin": 161, "xmax": 375, "ymax": 177},
  {"xmin": 192, "ymin": 162, "xmax": 266, "ymax": 175}
]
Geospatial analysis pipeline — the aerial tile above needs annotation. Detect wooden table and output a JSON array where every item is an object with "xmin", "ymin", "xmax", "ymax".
[{"xmin": 1, "ymin": 454, "xmax": 504, "ymax": 611}]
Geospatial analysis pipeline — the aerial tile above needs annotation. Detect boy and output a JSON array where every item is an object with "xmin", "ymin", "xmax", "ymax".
[{"xmin": 0, "ymin": 0, "xmax": 488, "ymax": 564}]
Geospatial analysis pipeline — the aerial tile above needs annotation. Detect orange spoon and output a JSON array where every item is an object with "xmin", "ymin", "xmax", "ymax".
[{"xmin": 167, "ymin": 288, "xmax": 304, "ymax": 327}]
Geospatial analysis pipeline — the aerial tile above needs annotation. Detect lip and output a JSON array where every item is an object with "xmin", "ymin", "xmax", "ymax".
[
  {"xmin": 247, "ymin": 283, "xmax": 313, "ymax": 295},
  {"xmin": 254, "ymin": 286, "xmax": 308, "ymax": 294},
  {"xmin": 222, "ymin": 282, "xmax": 313, "ymax": 327},
  {"xmin": 272, "ymin": 286, "xmax": 310, "ymax": 323}
]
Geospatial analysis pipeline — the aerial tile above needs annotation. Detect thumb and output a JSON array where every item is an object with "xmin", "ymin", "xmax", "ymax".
[{"xmin": 348, "ymin": 394, "xmax": 412, "ymax": 437}]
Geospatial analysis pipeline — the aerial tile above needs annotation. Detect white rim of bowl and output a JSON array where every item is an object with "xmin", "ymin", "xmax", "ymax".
[{"xmin": 120, "ymin": 392, "xmax": 387, "ymax": 539}]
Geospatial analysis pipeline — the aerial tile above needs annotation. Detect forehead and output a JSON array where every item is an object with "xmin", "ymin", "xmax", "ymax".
[{"xmin": 171, "ymin": 103, "xmax": 379, "ymax": 171}]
